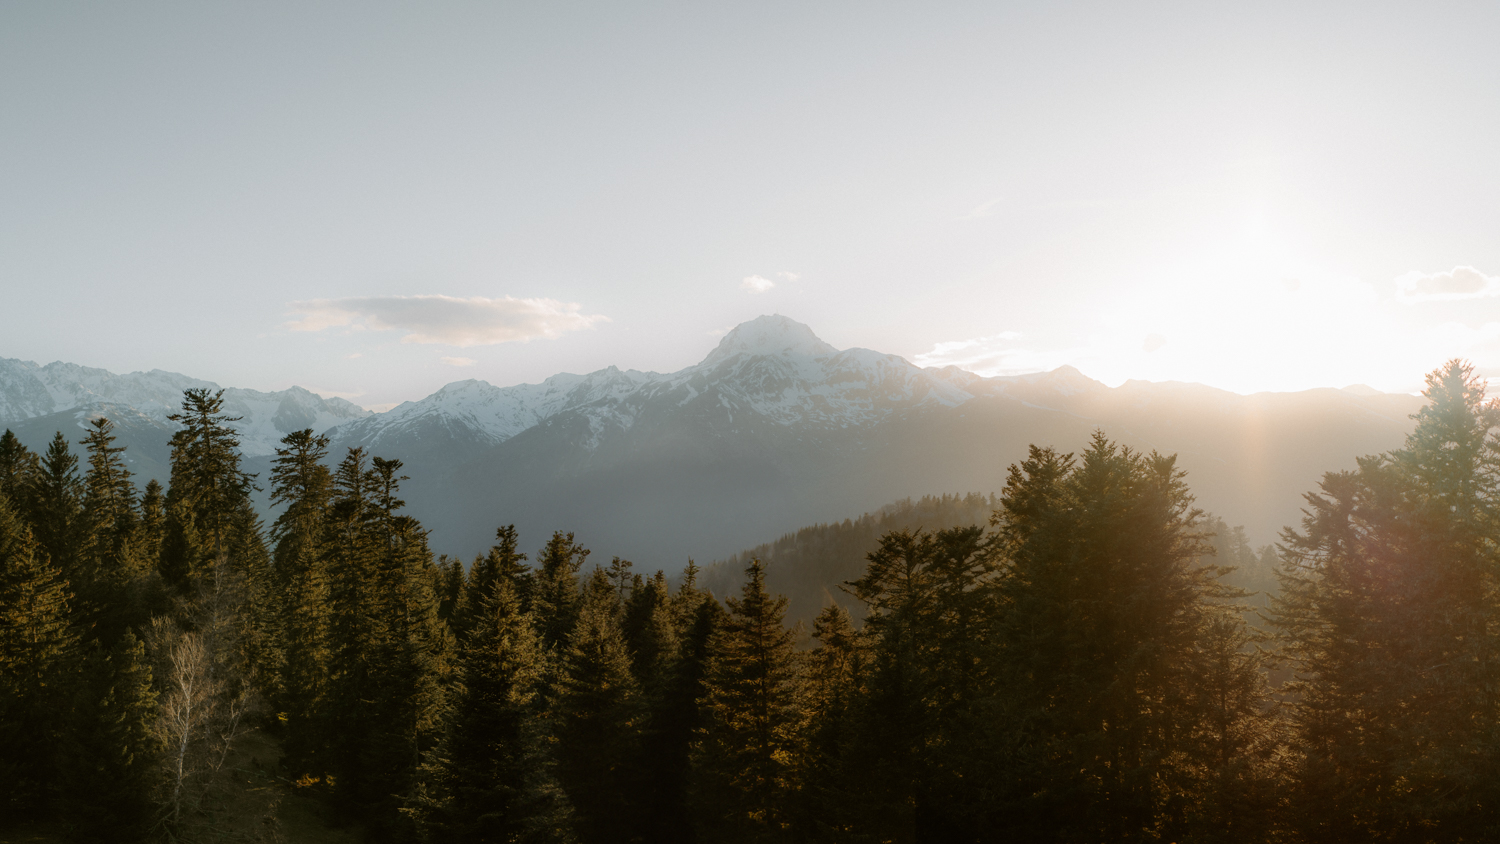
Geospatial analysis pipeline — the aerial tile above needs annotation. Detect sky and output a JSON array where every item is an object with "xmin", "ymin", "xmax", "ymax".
[{"xmin": 4, "ymin": 2, "xmax": 1499, "ymax": 408}]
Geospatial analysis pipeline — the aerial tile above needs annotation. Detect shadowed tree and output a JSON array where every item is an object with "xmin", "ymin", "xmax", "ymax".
[
  {"xmin": 691, "ymin": 559, "xmax": 806, "ymax": 843},
  {"xmin": 1275, "ymin": 359, "xmax": 1500, "ymax": 841}
]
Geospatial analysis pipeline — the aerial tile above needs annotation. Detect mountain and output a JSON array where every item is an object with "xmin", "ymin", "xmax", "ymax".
[
  {"xmin": 0, "ymin": 357, "xmax": 372, "ymax": 482},
  {"xmin": 0, "ymin": 315, "xmax": 1428, "ymax": 568},
  {"xmin": 314, "ymin": 315, "xmax": 1425, "ymax": 566}
]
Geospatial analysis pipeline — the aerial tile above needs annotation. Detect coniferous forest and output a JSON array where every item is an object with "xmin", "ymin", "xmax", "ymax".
[{"xmin": 4, "ymin": 359, "xmax": 1500, "ymax": 843}]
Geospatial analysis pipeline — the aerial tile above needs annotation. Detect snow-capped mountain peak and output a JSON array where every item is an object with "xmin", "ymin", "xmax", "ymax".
[{"xmin": 700, "ymin": 314, "xmax": 839, "ymax": 366}]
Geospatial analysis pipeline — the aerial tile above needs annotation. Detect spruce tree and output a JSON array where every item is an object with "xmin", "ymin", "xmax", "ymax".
[
  {"xmin": 0, "ymin": 430, "xmax": 40, "ymax": 515},
  {"xmin": 455, "ymin": 525, "xmax": 529, "ymax": 642},
  {"xmin": 161, "ymin": 388, "xmax": 258, "ymax": 588},
  {"xmin": 691, "ymin": 559, "xmax": 805, "ymax": 843},
  {"xmin": 553, "ymin": 568, "xmax": 643, "ymax": 843},
  {"xmin": 138, "ymin": 479, "xmax": 165, "ymax": 570},
  {"xmin": 646, "ymin": 575, "xmax": 724, "ymax": 844},
  {"xmin": 1275, "ymin": 360, "xmax": 1500, "ymax": 840},
  {"xmin": 985, "ymin": 434, "xmax": 1263, "ymax": 842},
  {"xmin": 843, "ymin": 525, "xmax": 994, "ymax": 839},
  {"xmin": 532, "ymin": 531, "xmax": 590, "ymax": 653},
  {"xmin": 78, "ymin": 417, "xmax": 151, "ymax": 643},
  {"xmin": 410, "ymin": 580, "xmax": 573, "ymax": 843},
  {"xmin": 28, "ymin": 431, "xmax": 83, "ymax": 584},
  {"xmin": 0, "ymin": 491, "xmax": 77, "ymax": 820},
  {"xmin": 58, "ymin": 631, "xmax": 160, "ymax": 841},
  {"xmin": 268, "ymin": 429, "xmax": 334, "ymax": 769}
]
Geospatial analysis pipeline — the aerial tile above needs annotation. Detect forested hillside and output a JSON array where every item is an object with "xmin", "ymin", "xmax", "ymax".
[
  {"xmin": 702, "ymin": 495, "xmax": 1282, "ymax": 630},
  {"xmin": 3, "ymin": 361, "xmax": 1499, "ymax": 842}
]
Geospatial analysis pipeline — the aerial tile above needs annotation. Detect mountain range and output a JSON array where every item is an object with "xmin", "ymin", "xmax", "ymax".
[{"xmin": 0, "ymin": 315, "xmax": 1427, "ymax": 568}]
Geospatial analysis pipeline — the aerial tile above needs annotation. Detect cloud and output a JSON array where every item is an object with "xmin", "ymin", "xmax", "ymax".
[
  {"xmin": 956, "ymin": 198, "xmax": 1002, "ymax": 221},
  {"xmin": 441, "ymin": 356, "xmax": 477, "ymax": 367},
  {"xmin": 777, "ymin": 271, "xmax": 800, "ymax": 282},
  {"xmin": 285, "ymin": 295, "xmax": 608, "ymax": 346},
  {"xmin": 707, "ymin": 325, "xmax": 733, "ymax": 337},
  {"xmin": 741, "ymin": 275, "xmax": 776, "ymax": 294},
  {"xmin": 1395, "ymin": 266, "xmax": 1500, "ymax": 302},
  {"xmin": 1142, "ymin": 334, "xmax": 1166, "ymax": 352},
  {"xmin": 913, "ymin": 331, "xmax": 1086, "ymax": 377}
]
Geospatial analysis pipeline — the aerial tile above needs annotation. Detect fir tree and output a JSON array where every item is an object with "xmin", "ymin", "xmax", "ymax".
[
  {"xmin": 532, "ymin": 531, "xmax": 590, "ymax": 653},
  {"xmin": 1275, "ymin": 360, "xmax": 1500, "ymax": 840},
  {"xmin": 267, "ymin": 429, "xmax": 334, "ymax": 769},
  {"xmin": 0, "ymin": 430, "xmax": 40, "ymax": 515},
  {"xmin": 456, "ymin": 525, "xmax": 529, "ymax": 641},
  {"xmin": 137, "ymin": 478, "xmax": 165, "ymax": 569},
  {"xmin": 29, "ymin": 431, "xmax": 83, "ymax": 583},
  {"xmin": 410, "ymin": 580, "xmax": 573, "ymax": 843},
  {"xmin": 161, "ymin": 388, "xmax": 258, "ymax": 588},
  {"xmin": 78, "ymin": 417, "xmax": 151, "ymax": 643},
  {"xmin": 843, "ymin": 525, "xmax": 994, "ymax": 839},
  {"xmin": 691, "ymin": 559, "xmax": 805, "ymax": 843},
  {"xmin": 985, "ymin": 434, "xmax": 1263, "ymax": 842},
  {"xmin": 0, "ymin": 491, "xmax": 77, "ymax": 820},
  {"xmin": 553, "ymin": 568, "xmax": 643, "ymax": 843},
  {"xmin": 58, "ymin": 631, "xmax": 160, "ymax": 842}
]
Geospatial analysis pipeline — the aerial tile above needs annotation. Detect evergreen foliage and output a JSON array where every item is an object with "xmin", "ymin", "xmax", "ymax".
[
  {"xmin": 0, "ymin": 491, "xmax": 76, "ymax": 821},
  {"xmin": 411, "ymin": 580, "xmax": 573, "ymax": 842},
  {"xmin": 4, "ymin": 369, "xmax": 1499, "ymax": 842},
  {"xmin": 1275, "ymin": 359, "xmax": 1500, "ymax": 840},
  {"xmin": 692, "ymin": 559, "xmax": 806, "ymax": 842}
]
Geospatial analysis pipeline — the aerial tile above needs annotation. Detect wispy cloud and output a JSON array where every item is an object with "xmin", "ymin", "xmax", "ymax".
[
  {"xmin": 441, "ymin": 356, "xmax": 477, "ymax": 367},
  {"xmin": 1395, "ymin": 266, "xmax": 1500, "ymax": 302},
  {"xmin": 956, "ymin": 197, "xmax": 1003, "ymax": 221},
  {"xmin": 914, "ymin": 331, "xmax": 1085, "ymax": 376},
  {"xmin": 741, "ymin": 275, "xmax": 776, "ymax": 294},
  {"xmin": 777, "ymin": 271, "xmax": 800, "ymax": 282},
  {"xmin": 285, "ymin": 295, "xmax": 608, "ymax": 347}
]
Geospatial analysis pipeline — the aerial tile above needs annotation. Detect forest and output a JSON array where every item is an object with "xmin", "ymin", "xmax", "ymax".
[{"xmin": 2, "ymin": 359, "xmax": 1498, "ymax": 843}]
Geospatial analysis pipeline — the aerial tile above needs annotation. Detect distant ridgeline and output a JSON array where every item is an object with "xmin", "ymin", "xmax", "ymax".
[
  {"xmin": 702, "ymin": 493, "xmax": 1001, "ymax": 625},
  {"xmin": 702, "ymin": 493, "xmax": 1283, "ymax": 629}
]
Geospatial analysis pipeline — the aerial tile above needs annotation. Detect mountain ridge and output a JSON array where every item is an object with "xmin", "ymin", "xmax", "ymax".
[{"xmin": 1, "ymin": 314, "xmax": 1428, "ymax": 564}]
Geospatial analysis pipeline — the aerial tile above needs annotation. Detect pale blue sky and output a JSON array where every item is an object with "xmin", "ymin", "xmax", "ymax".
[{"xmin": 4, "ymin": 2, "xmax": 1498, "ymax": 407}]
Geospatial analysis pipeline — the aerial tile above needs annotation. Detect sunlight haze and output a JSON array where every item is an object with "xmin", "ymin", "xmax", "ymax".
[{"xmin": 3, "ymin": 2, "xmax": 1497, "ymax": 403}]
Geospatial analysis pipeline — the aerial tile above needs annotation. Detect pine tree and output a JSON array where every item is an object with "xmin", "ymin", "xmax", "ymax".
[
  {"xmin": 138, "ymin": 479, "xmax": 165, "ymax": 570},
  {"xmin": 57, "ymin": 631, "xmax": 160, "ymax": 841},
  {"xmin": 1275, "ymin": 360, "xmax": 1500, "ymax": 840},
  {"xmin": 0, "ymin": 430, "xmax": 40, "ymax": 514},
  {"xmin": 161, "ymin": 388, "xmax": 258, "ymax": 589},
  {"xmin": 553, "ymin": 568, "xmax": 643, "ymax": 843},
  {"xmin": 843, "ymin": 525, "xmax": 994, "ymax": 840},
  {"xmin": 268, "ymin": 429, "xmax": 334, "ymax": 769},
  {"xmin": 28, "ymin": 431, "xmax": 83, "ymax": 584},
  {"xmin": 409, "ymin": 580, "xmax": 573, "ymax": 843},
  {"xmin": 78, "ymin": 417, "xmax": 151, "ymax": 643},
  {"xmin": 645, "ymin": 575, "xmax": 724, "ymax": 844},
  {"xmin": 323, "ymin": 452, "xmax": 450, "ymax": 834},
  {"xmin": 0, "ymin": 491, "xmax": 77, "ymax": 820},
  {"xmin": 455, "ymin": 525, "xmax": 529, "ymax": 641},
  {"xmin": 532, "ymin": 531, "xmax": 590, "ymax": 653},
  {"xmin": 323, "ymin": 447, "xmax": 378, "ymax": 792},
  {"xmin": 798, "ymin": 603, "xmax": 867, "ymax": 839},
  {"xmin": 985, "ymin": 434, "xmax": 1263, "ymax": 842},
  {"xmin": 691, "ymin": 559, "xmax": 805, "ymax": 843}
]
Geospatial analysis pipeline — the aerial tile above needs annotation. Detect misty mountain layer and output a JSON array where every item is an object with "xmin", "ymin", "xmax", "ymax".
[{"xmin": 0, "ymin": 315, "xmax": 1424, "ymax": 565}]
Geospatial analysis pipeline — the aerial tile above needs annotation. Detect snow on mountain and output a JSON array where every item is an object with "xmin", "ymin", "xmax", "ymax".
[
  {"xmin": 0, "ymin": 357, "xmax": 372, "ymax": 456},
  {"xmin": 326, "ymin": 314, "xmax": 998, "ymax": 450},
  {"xmin": 2, "ymin": 315, "xmax": 1119, "ymax": 462}
]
